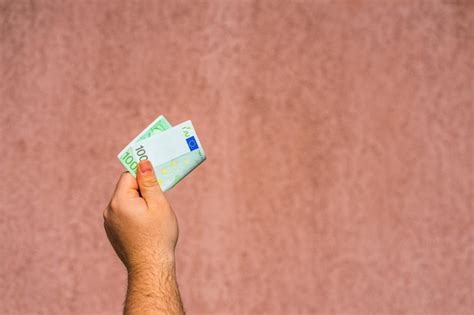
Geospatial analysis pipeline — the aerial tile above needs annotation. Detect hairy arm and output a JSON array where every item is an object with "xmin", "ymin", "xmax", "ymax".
[{"xmin": 125, "ymin": 262, "xmax": 184, "ymax": 315}]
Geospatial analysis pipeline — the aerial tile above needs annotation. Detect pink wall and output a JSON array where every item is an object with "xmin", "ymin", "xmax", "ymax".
[{"xmin": 1, "ymin": 1, "xmax": 472, "ymax": 314}]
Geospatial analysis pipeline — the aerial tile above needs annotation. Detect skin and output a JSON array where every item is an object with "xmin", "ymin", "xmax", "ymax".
[{"xmin": 103, "ymin": 160, "xmax": 185, "ymax": 315}]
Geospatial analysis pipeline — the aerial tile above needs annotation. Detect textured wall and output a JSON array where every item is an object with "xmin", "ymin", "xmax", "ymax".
[{"xmin": 0, "ymin": 1, "xmax": 473, "ymax": 314}]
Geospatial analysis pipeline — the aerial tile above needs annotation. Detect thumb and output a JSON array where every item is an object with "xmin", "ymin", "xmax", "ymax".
[{"xmin": 136, "ymin": 160, "xmax": 165, "ymax": 207}]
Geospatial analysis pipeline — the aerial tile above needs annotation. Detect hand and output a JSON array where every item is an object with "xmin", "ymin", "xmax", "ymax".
[
  {"xmin": 104, "ymin": 160, "xmax": 184, "ymax": 314},
  {"xmin": 103, "ymin": 160, "xmax": 179, "ymax": 272}
]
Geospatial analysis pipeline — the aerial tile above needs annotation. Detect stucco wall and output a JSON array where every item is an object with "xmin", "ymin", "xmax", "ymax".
[{"xmin": 1, "ymin": 1, "xmax": 472, "ymax": 314}]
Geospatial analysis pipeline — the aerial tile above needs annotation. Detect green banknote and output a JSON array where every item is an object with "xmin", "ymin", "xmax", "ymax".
[
  {"xmin": 117, "ymin": 115, "xmax": 172, "ymax": 175},
  {"xmin": 118, "ymin": 115, "xmax": 206, "ymax": 191},
  {"xmin": 130, "ymin": 120, "xmax": 206, "ymax": 191}
]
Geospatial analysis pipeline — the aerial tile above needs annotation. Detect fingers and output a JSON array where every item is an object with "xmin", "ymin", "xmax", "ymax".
[
  {"xmin": 106, "ymin": 172, "xmax": 139, "ymax": 219},
  {"xmin": 136, "ymin": 160, "xmax": 166, "ymax": 207},
  {"xmin": 113, "ymin": 172, "xmax": 140, "ymax": 199}
]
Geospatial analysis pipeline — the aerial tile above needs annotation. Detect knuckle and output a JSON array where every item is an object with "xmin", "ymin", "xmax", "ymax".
[
  {"xmin": 109, "ymin": 198, "xmax": 120, "ymax": 210},
  {"xmin": 142, "ymin": 178, "xmax": 158, "ymax": 189},
  {"xmin": 117, "ymin": 171, "xmax": 131, "ymax": 184}
]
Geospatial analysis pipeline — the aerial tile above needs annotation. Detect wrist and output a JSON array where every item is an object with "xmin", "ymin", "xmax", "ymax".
[{"xmin": 127, "ymin": 250, "xmax": 176, "ymax": 276}]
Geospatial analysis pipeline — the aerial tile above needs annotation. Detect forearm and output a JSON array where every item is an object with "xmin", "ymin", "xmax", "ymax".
[{"xmin": 124, "ymin": 261, "xmax": 184, "ymax": 315}]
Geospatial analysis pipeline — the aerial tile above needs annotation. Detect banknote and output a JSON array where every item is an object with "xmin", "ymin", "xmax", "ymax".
[
  {"xmin": 130, "ymin": 120, "xmax": 206, "ymax": 191},
  {"xmin": 117, "ymin": 115, "xmax": 172, "ymax": 175}
]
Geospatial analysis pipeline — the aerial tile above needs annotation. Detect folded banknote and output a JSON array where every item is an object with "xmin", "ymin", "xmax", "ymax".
[{"xmin": 117, "ymin": 115, "xmax": 206, "ymax": 191}]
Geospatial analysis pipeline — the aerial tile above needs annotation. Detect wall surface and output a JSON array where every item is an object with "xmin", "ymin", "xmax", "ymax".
[{"xmin": 0, "ymin": 1, "xmax": 473, "ymax": 314}]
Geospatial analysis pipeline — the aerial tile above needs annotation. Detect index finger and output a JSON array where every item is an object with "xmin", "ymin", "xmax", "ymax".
[{"xmin": 112, "ymin": 172, "xmax": 140, "ymax": 199}]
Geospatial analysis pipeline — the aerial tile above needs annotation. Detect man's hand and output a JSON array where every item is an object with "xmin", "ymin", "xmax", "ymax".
[
  {"xmin": 104, "ymin": 160, "xmax": 184, "ymax": 315},
  {"xmin": 104, "ymin": 160, "xmax": 178, "ymax": 269}
]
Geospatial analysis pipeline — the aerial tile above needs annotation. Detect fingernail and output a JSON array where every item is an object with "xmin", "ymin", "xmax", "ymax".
[{"xmin": 139, "ymin": 160, "xmax": 152, "ymax": 173}]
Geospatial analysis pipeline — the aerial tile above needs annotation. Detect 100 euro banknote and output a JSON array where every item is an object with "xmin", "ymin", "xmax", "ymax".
[
  {"xmin": 117, "ymin": 115, "xmax": 206, "ymax": 191},
  {"xmin": 117, "ymin": 115, "xmax": 172, "ymax": 175},
  {"xmin": 130, "ymin": 120, "xmax": 206, "ymax": 191}
]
